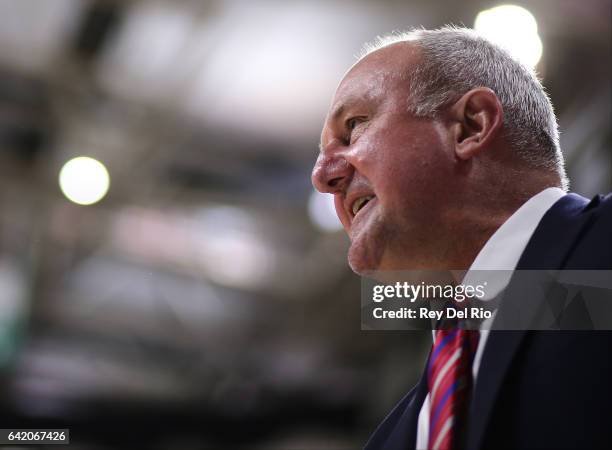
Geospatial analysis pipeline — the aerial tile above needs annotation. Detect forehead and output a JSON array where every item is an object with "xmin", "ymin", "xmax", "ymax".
[{"xmin": 329, "ymin": 42, "xmax": 420, "ymax": 116}]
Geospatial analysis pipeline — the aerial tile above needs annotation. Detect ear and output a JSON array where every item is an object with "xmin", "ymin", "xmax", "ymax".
[{"xmin": 447, "ymin": 88, "xmax": 504, "ymax": 160}]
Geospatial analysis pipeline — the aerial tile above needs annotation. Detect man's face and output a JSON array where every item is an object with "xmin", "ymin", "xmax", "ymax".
[{"xmin": 311, "ymin": 43, "xmax": 457, "ymax": 274}]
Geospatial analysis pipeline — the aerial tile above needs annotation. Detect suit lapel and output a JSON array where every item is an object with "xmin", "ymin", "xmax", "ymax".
[{"xmin": 466, "ymin": 193, "xmax": 595, "ymax": 450}]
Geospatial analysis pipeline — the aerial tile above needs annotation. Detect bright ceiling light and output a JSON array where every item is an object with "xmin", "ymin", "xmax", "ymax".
[
  {"xmin": 59, "ymin": 157, "xmax": 110, "ymax": 205},
  {"xmin": 308, "ymin": 190, "xmax": 343, "ymax": 232},
  {"xmin": 474, "ymin": 4, "xmax": 543, "ymax": 67}
]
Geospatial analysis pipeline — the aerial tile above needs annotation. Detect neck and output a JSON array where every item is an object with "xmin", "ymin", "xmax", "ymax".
[
  {"xmin": 421, "ymin": 184, "xmax": 554, "ymax": 271},
  {"xmin": 453, "ymin": 157, "xmax": 563, "ymax": 262}
]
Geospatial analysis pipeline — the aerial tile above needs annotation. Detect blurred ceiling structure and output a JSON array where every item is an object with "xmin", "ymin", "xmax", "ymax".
[{"xmin": 0, "ymin": 0, "xmax": 609, "ymax": 447}]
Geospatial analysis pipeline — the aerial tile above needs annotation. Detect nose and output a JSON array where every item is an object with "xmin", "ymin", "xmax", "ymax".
[{"xmin": 311, "ymin": 151, "xmax": 353, "ymax": 194}]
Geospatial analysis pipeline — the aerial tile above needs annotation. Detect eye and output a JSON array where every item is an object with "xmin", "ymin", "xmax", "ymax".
[
  {"xmin": 346, "ymin": 117, "xmax": 361, "ymax": 131},
  {"xmin": 345, "ymin": 116, "xmax": 367, "ymax": 143}
]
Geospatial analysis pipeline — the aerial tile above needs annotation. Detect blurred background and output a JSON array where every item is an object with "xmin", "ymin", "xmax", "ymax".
[{"xmin": 0, "ymin": 0, "xmax": 609, "ymax": 448}]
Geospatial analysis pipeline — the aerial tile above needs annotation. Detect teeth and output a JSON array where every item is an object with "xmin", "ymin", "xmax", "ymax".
[{"xmin": 352, "ymin": 195, "xmax": 374, "ymax": 216}]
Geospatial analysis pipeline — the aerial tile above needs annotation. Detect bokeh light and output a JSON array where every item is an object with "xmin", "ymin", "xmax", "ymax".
[
  {"xmin": 59, "ymin": 156, "xmax": 110, "ymax": 205},
  {"xmin": 474, "ymin": 4, "xmax": 543, "ymax": 67}
]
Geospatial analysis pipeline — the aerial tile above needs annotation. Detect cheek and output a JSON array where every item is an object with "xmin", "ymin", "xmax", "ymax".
[
  {"xmin": 354, "ymin": 118, "xmax": 452, "ymax": 198},
  {"xmin": 376, "ymin": 167, "xmax": 424, "ymax": 210},
  {"xmin": 373, "ymin": 141, "xmax": 451, "ymax": 210}
]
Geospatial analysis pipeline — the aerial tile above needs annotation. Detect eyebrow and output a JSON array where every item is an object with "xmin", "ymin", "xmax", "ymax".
[{"xmin": 330, "ymin": 103, "xmax": 346, "ymax": 122}]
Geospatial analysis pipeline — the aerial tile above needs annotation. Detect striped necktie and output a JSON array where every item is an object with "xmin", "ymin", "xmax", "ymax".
[{"xmin": 427, "ymin": 325, "xmax": 480, "ymax": 450}]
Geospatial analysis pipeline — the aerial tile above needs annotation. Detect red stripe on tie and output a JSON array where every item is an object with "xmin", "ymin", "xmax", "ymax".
[{"xmin": 428, "ymin": 328, "xmax": 479, "ymax": 450}]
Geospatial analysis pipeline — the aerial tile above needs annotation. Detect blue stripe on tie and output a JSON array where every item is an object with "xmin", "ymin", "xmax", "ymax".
[
  {"xmin": 428, "ymin": 329, "xmax": 458, "ymax": 378},
  {"xmin": 430, "ymin": 380, "xmax": 459, "ymax": 432}
]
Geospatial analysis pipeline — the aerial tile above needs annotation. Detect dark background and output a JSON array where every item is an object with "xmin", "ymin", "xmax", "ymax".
[{"xmin": 0, "ymin": 0, "xmax": 609, "ymax": 448}]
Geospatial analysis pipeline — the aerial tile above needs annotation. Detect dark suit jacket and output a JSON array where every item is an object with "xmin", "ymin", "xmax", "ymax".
[{"xmin": 365, "ymin": 193, "xmax": 612, "ymax": 450}]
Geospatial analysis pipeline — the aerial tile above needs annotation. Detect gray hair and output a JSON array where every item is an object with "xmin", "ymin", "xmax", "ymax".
[{"xmin": 361, "ymin": 26, "xmax": 568, "ymax": 189}]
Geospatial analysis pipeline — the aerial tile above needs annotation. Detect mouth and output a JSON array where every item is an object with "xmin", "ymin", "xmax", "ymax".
[{"xmin": 350, "ymin": 195, "xmax": 375, "ymax": 219}]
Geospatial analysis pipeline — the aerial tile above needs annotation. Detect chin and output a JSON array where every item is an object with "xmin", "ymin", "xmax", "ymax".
[
  {"xmin": 347, "ymin": 256, "xmax": 371, "ymax": 276},
  {"xmin": 348, "ymin": 237, "xmax": 427, "ymax": 274},
  {"xmin": 347, "ymin": 240, "xmax": 384, "ymax": 276}
]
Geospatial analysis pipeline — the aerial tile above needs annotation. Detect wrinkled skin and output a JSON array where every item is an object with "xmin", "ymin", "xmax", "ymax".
[{"xmin": 312, "ymin": 43, "xmax": 461, "ymax": 274}]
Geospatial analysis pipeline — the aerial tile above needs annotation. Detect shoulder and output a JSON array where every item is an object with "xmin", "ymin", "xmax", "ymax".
[
  {"xmin": 590, "ymin": 192, "xmax": 612, "ymax": 217},
  {"xmin": 570, "ymin": 192, "xmax": 612, "ymax": 233},
  {"xmin": 555, "ymin": 192, "xmax": 612, "ymax": 268},
  {"xmin": 544, "ymin": 191, "xmax": 612, "ymax": 230},
  {"xmin": 517, "ymin": 192, "xmax": 612, "ymax": 270}
]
